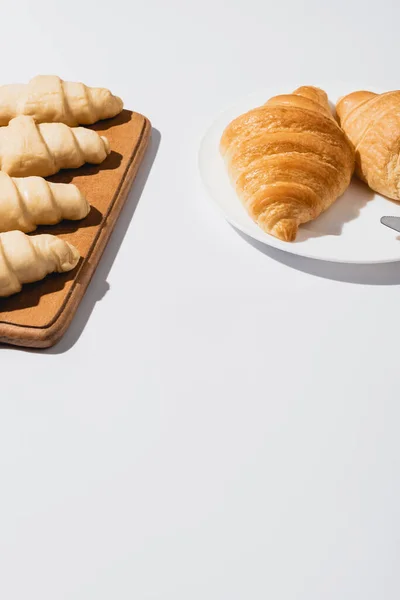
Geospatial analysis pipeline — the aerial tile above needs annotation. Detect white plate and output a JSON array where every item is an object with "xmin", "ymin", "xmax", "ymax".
[{"xmin": 199, "ymin": 84, "xmax": 400, "ymax": 263}]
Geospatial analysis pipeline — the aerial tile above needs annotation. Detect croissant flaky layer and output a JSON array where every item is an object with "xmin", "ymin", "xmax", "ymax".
[
  {"xmin": 0, "ymin": 172, "xmax": 90, "ymax": 233},
  {"xmin": 0, "ymin": 115, "xmax": 110, "ymax": 177},
  {"xmin": 0, "ymin": 75, "xmax": 123, "ymax": 126},
  {"xmin": 336, "ymin": 90, "xmax": 400, "ymax": 200},
  {"xmin": 0, "ymin": 231, "xmax": 80, "ymax": 297},
  {"xmin": 220, "ymin": 86, "xmax": 355, "ymax": 241}
]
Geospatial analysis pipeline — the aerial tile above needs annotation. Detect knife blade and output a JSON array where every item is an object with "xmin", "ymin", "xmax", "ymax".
[{"xmin": 381, "ymin": 216, "xmax": 400, "ymax": 233}]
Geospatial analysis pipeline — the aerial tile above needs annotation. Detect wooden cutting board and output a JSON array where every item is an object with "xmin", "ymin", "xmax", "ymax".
[{"xmin": 0, "ymin": 109, "xmax": 151, "ymax": 349}]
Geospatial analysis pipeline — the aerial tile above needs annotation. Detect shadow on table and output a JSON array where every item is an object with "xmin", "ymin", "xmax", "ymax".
[
  {"xmin": 0, "ymin": 127, "xmax": 161, "ymax": 356},
  {"xmin": 296, "ymin": 179, "xmax": 375, "ymax": 241},
  {"xmin": 236, "ymin": 228, "xmax": 400, "ymax": 286}
]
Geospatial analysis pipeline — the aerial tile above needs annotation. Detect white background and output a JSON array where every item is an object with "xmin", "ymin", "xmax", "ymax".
[{"xmin": 1, "ymin": 1, "xmax": 399, "ymax": 598}]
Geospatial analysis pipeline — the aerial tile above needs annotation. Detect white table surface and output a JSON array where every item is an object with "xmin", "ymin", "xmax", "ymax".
[{"xmin": 1, "ymin": 1, "xmax": 400, "ymax": 598}]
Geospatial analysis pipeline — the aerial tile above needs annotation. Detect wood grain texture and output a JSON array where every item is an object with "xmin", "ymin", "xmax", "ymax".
[{"xmin": 0, "ymin": 109, "xmax": 151, "ymax": 348}]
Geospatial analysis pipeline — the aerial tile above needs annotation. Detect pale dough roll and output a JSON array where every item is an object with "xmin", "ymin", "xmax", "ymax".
[
  {"xmin": 0, "ymin": 75, "xmax": 123, "ymax": 126},
  {"xmin": 0, "ymin": 231, "xmax": 80, "ymax": 297},
  {"xmin": 0, "ymin": 172, "xmax": 90, "ymax": 233},
  {"xmin": 0, "ymin": 115, "xmax": 110, "ymax": 177}
]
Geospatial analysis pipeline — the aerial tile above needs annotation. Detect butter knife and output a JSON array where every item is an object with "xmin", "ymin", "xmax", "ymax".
[{"xmin": 381, "ymin": 216, "xmax": 400, "ymax": 233}]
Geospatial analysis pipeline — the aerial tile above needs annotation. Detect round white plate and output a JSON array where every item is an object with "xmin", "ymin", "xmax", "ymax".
[{"xmin": 199, "ymin": 84, "xmax": 400, "ymax": 263}]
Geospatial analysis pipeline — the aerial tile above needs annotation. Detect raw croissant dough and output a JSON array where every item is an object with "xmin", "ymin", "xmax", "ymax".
[
  {"xmin": 336, "ymin": 90, "xmax": 400, "ymax": 199},
  {"xmin": 220, "ymin": 86, "xmax": 355, "ymax": 241},
  {"xmin": 0, "ymin": 230, "xmax": 80, "ymax": 297},
  {"xmin": 0, "ymin": 172, "xmax": 90, "ymax": 233},
  {"xmin": 0, "ymin": 115, "xmax": 110, "ymax": 177},
  {"xmin": 0, "ymin": 75, "xmax": 123, "ymax": 126}
]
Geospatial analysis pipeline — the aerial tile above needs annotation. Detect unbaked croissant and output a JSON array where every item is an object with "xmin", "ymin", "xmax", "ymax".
[
  {"xmin": 0, "ymin": 172, "xmax": 90, "ymax": 233},
  {"xmin": 0, "ymin": 115, "xmax": 110, "ymax": 177},
  {"xmin": 0, "ymin": 75, "xmax": 123, "ymax": 126},
  {"xmin": 336, "ymin": 90, "xmax": 400, "ymax": 199},
  {"xmin": 220, "ymin": 86, "xmax": 355, "ymax": 241},
  {"xmin": 0, "ymin": 230, "xmax": 80, "ymax": 297}
]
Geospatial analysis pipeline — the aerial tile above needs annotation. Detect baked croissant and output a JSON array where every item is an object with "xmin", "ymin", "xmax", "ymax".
[
  {"xmin": 336, "ymin": 90, "xmax": 400, "ymax": 199},
  {"xmin": 0, "ymin": 172, "xmax": 90, "ymax": 233},
  {"xmin": 0, "ymin": 115, "xmax": 110, "ymax": 177},
  {"xmin": 220, "ymin": 86, "xmax": 355, "ymax": 241},
  {"xmin": 0, "ymin": 75, "xmax": 123, "ymax": 126},
  {"xmin": 0, "ymin": 230, "xmax": 80, "ymax": 297}
]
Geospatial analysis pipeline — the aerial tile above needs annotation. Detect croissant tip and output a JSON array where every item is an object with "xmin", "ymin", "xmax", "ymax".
[
  {"xmin": 115, "ymin": 95, "xmax": 124, "ymax": 111},
  {"xmin": 77, "ymin": 193, "xmax": 91, "ymax": 219},
  {"xmin": 65, "ymin": 242, "xmax": 81, "ymax": 270},
  {"xmin": 269, "ymin": 219, "xmax": 298, "ymax": 242},
  {"xmin": 101, "ymin": 135, "xmax": 111, "ymax": 155},
  {"xmin": 83, "ymin": 197, "xmax": 91, "ymax": 218}
]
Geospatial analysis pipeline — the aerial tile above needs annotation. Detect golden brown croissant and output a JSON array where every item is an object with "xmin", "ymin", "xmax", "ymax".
[
  {"xmin": 0, "ymin": 75, "xmax": 123, "ymax": 126},
  {"xmin": 0, "ymin": 172, "xmax": 90, "ymax": 233},
  {"xmin": 0, "ymin": 115, "xmax": 110, "ymax": 177},
  {"xmin": 220, "ymin": 86, "xmax": 355, "ymax": 241},
  {"xmin": 336, "ymin": 90, "xmax": 400, "ymax": 199},
  {"xmin": 0, "ymin": 231, "xmax": 80, "ymax": 297}
]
